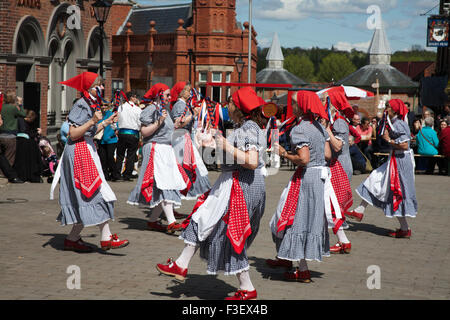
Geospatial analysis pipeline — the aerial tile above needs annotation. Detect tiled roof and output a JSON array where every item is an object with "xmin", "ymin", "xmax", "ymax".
[
  {"xmin": 391, "ymin": 61, "xmax": 435, "ymax": 81},
  {"xmin": 119, "ymin": 3, "xmax": 192, "ymax": 35},
  {"xmin": 335, "ymin": 64, "xmax": 419, "ymax": 93},
  {"xmin": 256, "ymin": 68, "xmax": 307, "ymax": 86}
]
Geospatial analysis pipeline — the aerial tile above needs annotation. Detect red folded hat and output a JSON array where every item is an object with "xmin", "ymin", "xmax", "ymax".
[
  {"xmin": 389, "ymin": 99, "xmax": 408, "ymax": 120},
  {"xmin": 296, "ymin": 90, "xmax": 329, "ymax": 120},
  {"xmin": 144, "ymin": 83, "xmax": 170, "ymax": 100},
  {"xmin": 170, "ymin": 81, "xmax": 187, "ymax": 103},
  {"xmin": 59, "ymin": 72, "xmax": 99, "ymax": 93},
  {"xmin": 232, "ymin": 87, "xmax": 264, "ymax": 114}
]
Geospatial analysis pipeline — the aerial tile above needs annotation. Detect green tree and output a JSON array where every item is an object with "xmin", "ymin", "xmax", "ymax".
[
  {"xmin": 284, "ymin": 54, "xmax": 315, "ymax": 82},
  {"xmin": 317, "ymin": 53, "xmax": 357, "ymax": 82}
]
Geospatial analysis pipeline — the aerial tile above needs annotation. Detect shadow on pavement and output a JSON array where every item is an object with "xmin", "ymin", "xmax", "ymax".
[
  {"xmin": 150, "ymin": 274, "xmax": 237, "ymax": 300},
  {"xmin": 345, "ymin": 221, "xmax": 393, "ymax": 237},
  {"xmin": 248, "ymin": 256, "xmax": 325, "ymax": 281},
  {"xmin": 118, "ymin": 218, "xmax": 182, "ymax": 238},
  {"xmin": 38, "ymin": 233, "xmax": 127, "ymax": 256}
]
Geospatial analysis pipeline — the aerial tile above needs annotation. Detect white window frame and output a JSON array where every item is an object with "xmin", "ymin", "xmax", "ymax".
[{"xmin": 211, "ymin": 72, "xmax": 222, "ymax": 102}]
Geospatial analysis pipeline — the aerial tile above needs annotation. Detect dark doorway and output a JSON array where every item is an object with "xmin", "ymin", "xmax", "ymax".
[{"xmin": 23, "ymin": 82, "xmax": 41, "ymax": 128}]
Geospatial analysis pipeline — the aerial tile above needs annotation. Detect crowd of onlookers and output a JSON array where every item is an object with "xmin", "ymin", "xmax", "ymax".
[
  {"xmin": 344, "ymin": 103, "xmax": 450, "ymax": 176},
  {"xmin": 0, "ymin": 91, "xmax": 58, "ymax": 184},
  {"xmin": 2, "ymin": 89, "xmax": 450, "ymax": 184}
]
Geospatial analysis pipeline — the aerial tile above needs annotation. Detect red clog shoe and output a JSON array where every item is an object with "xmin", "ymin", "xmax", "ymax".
[
  {"xmin": 156, "ymin": 258, "xmax": 188, "ymax": 282},
  {"xmin": 265, "ymin": 258, "xmax": 293, "ymax": 269},
  {"xmin": 100, "ymin": 234, "xmax": 129, "ymax": 251},
  {"xmin": 64, "ymin": 238, "xmax": 93, "ymax": 253},
  {"xmin": 166, "ymin": 222, "xmax": 183, "ymax": 234},
  {"xmin": 147, "ymin": 221, "xmax": 166, "ymax": 232},
  {"xmin": 330, "ymin": 242, "xmax": 351, "ymax": 254},
  {"xmin": 345, "ymin": 210, "xmax": 364, "ymax": 222},
  {"xmin": 388, "ymin": 229, "xmax": 411, "ymax": 239},
  {"xmin": 225, "ymin": 289, "xmax": 257, "ymax": 300},
  {"xmin": 284, "ymin": 268, "xmax": 311, "ymax": 283}
]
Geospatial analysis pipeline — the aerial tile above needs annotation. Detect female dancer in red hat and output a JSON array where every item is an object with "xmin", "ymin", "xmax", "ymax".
[
  {"xmin": 51, "ymin": 72, "xmax": 129, "ymax": 252},
  {"xmin": 320, "ymin": 87, "xmax": 355, "ymax": 254},
  {"xmin": 348, "ymin": 99, "xmax": 418, "ymax": 238},
  {"xmin": 156, "ymin": 87, "xmax": 267, "ymax": 300},
  {"xmin": 170, "ymin": 82, "xmax": 211, "ymax": 202},
  {"xmin": 267, "ymin": 90, "xmax": 333, "ymax": 283},
  {"xmin": 127, "ymin": 83, "xmax": 191, "ymax": 233}
]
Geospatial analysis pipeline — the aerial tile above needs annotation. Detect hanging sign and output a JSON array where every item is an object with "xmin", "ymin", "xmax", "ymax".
[{"xmin": 427, "ymin": 17, "xmax": 449, "ymax": 47}]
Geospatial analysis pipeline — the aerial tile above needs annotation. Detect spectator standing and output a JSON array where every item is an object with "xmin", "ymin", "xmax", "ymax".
[
  {"xmin": 405, "ymin": 102, "xmax": 415, "ymax": 130},
  {"xmin": 349, "ymin": 135, "xmax": 366, "ymax": 174},
  {"xmin": 0, "ymin": 91, "xmax": 26, "ymax": 183},
  {"xmin": 416, "ymin": 117, "xmax": 439, "ymax": 174},
  {"xmin": 0, "ymin": 92, "xmax": 26, "ymax": 166},
  {"xmin": 13, "ymin": 109, "xmax": 43, "ymax": 183},
  {"xmin": 114, "ymin": 91, "xmax": 142, "ymax": 181},
  {"xmin": 97, "ymin": 104, "xmax": 118, "ymax": 181},
  {"xmin": 439, "ymin": 118, "xmax": 450, "ymax": 175},
  {"xmin": 356, "ymin": 118, "xmax": 373, "ymax": 156}
]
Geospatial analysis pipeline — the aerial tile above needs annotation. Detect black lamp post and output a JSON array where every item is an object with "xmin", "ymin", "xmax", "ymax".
[
  {"xmin": 92, "ymin": 0, "xmax": 111, "ymax": 79},
  {"xmin": 147, "ymin": 59, "xmax": 153, "ymax": 89},
  {"xmin": 235, "ymin": 55, "xmax": 245, "ymax": 88},
  {"xmin": 271, "ymin": 93, "xmax": 279, "ymax": 105}
]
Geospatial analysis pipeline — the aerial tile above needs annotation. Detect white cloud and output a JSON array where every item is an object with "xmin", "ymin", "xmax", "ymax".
[
  {"xmin": 254, "ymin": 0, "xmax": 398, "ymax": 21},
  {"xmin": 334, "ymin": 40, "xmax": 371, "ymax": 52}
]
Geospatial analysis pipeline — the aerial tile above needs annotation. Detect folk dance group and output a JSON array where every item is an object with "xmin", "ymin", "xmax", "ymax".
[{"xmin": 51, "ymin": 72, "xmax": 418, "ymax": 300}]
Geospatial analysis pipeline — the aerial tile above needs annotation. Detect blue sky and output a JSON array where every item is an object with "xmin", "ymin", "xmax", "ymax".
[{"xmin": 139, "ymin": 0, "xmax": 439, "ymax": 52}]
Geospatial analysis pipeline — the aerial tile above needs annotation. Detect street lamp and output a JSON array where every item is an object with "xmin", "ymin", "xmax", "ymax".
[
  {"xmin": 147, "ymin": 59, "xmax": 153, "ymax": 89},
  {"xmin": 235, "ymin": 55, "xmax": 245, "ymax": 87},
  {"xmin": 92, "ymin": 0, "xmax": 111, "ymax": 79},
  {"xmin": 271, "ymin": 93, "xmax": 279, "ymax": 105}
]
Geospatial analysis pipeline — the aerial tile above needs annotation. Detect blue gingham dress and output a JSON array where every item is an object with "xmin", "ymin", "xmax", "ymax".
[
  {"xmin": 56, "ymin": 98, "xmax": 115, "ymax": 226},
  {"xmin": 171, "ymin": 99, "xmax": 211, "ymax": 199},
  {"xmin": 271, "ymin": 119, "xmax": 330, "ymax": 262},
  {"xmin": 356, "ymin": 118, "xmax": 418, "ymax": 218},
  {"xmin": 332, "ymin": 117, "xmax": 353, "ymax": 181},
  {"xmin": 127, "ymin": 104, "xmax": 182, "ymax": 208},
  {"xmin": 180, "ymin": 120, "xmax": 266, "ymax": 275}
]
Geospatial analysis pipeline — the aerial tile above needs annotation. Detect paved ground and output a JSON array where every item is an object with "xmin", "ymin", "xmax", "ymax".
[{"xmin": 0, "ymin": 168, "xmax": 449, "ymax": 300}]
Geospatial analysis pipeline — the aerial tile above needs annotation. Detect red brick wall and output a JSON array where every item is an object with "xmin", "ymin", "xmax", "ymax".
[
  {"xmin": 0, "ymin": 0, "xmax": 118, "ymax": 134},
  {"xmin": 109, "ymin": 3, "xmax": 132, "ymax": 36}
]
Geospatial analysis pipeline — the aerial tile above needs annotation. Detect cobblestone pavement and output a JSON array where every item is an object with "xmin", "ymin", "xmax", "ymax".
[{"xmin": 0, "ymin": 169, "xmax": 449, "ymax": 300}]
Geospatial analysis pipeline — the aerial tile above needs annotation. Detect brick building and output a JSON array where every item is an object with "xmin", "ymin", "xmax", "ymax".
[
  {"xmin": 111, "ymin": 0, "xmax": 258, "ymax": 102},
  {"xmin": 0, "ymin": 0, "xmax": 123, "ymax": 139}
]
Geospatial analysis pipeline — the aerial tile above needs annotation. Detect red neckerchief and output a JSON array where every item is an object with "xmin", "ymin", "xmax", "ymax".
[
  {"xmin": 222, "ymin": 171, "xmax": 252, "ymax": 254},
  {"xmin": 73, "ymin": 137, "xmax": 102, "ymax": 198},
  {"xmin": 389, "ymin": 154, "xmax": 403, "ymax": 212},
  {"xmin": 141, "ymin": 142, "xmax": 157, "ymax": 202},
  {"xmin": 277, "ymin": 166, "xmax": 303, "ymax": 233},
  {"xmin": 329, "ymin": 159, "xmax": 353, "ymax": 233},
  {"xmin": 182, "ymin": 132, "xmax": 197, "ymax": 185}
]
